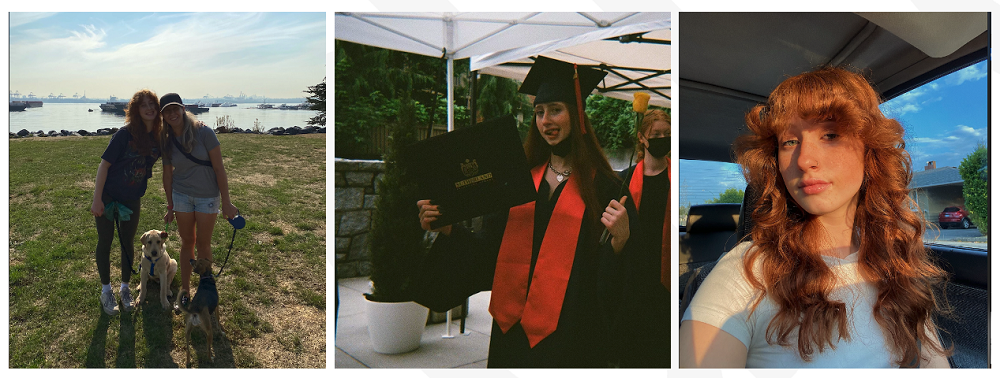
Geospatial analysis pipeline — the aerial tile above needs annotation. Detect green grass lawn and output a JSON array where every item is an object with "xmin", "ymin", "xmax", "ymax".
[{"xmin": 9, "ymin": 133, "xmax": 326, "ymax": 368}]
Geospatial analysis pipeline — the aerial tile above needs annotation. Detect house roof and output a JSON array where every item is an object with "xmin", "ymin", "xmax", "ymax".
[{"xmin": 909, "ymin": 167, "xmax": 963, "ymax": 189}]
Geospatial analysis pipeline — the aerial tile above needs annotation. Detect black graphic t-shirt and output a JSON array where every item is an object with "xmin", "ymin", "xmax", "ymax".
[{"xmin": 101, "ymin": 128, "xmax": 161, "ymax": 201}]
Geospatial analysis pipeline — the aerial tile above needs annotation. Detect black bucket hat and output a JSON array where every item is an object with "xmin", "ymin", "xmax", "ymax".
[{"xmin": 159, "ymin": 93, "xmax": 184, "ymax": 112}]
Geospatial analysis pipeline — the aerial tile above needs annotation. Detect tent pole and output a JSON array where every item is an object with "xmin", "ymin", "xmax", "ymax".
[
  {"xmin": 447, "ymin": 54, "xmax": 454, "ymax": 132},
  {"xmin": 470, "ymin": 70, "xmax": 478, "ymax": 125}
]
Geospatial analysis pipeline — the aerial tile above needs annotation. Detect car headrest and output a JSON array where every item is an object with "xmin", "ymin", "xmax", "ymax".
[
  {"xmin": 686, "ymin": 203, "xmax": 741, "ymax": 233},
  {"xmin": 735, "ymin": 184, "xmax": 761, "ymax": 241}
]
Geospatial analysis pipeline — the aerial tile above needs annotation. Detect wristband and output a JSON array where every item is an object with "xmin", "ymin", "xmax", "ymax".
[{"xmin": 167, "ymin": 205, "xmax": 173, "ymax": 211}]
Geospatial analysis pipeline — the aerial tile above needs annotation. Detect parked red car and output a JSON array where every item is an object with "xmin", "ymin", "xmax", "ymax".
[{"xmin": 939, "ymin": 206, "xmax": 974, "ymax": 229}]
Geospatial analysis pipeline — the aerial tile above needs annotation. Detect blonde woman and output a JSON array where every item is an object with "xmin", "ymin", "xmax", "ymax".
[{"xmin": 159, "ymin": 93, "xmax": 238, "ymax": 307}]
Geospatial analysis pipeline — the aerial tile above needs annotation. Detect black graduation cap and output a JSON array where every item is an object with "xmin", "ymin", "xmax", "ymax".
[{"xmin": 519, "ymin": 56, "xmax": 607, "ymax": 107}]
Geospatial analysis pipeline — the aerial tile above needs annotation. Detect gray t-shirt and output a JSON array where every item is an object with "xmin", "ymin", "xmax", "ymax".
[{"xmin": 163, "ymin": 125, "xmax": 221, "ymax": 198}]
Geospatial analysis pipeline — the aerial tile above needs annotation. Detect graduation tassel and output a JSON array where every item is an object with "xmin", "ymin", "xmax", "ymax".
[{"xmin": 573, "ymin": 64, "xmax": 587, "ymax": 135}]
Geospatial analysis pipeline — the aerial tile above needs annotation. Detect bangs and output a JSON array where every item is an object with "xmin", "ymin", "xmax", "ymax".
[{"xmin": 765, "ymin": 68, "xmax": 879, "ymax": 139}]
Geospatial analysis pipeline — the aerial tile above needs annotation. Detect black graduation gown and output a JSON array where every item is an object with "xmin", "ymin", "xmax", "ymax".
[
  {"xmin": 614, "ymin": 165, "xmax": 671, "ymax": 367},
  {"xmin": 411, "ymin": 172, "xmax": 638, "ymax": 368}
]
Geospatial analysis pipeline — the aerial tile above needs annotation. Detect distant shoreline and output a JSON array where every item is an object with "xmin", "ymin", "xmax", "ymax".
[
  {"xmin": 8, "ymin": 98, "xmax": 309, "ymax": 104},
  {"xmin": 10, "ymin": 125, "xmax": 326, "ymax": 139}
]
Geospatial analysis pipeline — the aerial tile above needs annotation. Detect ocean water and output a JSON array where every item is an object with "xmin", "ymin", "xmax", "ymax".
[{"xmin": 8, "ymin": 102, "xmax": 320, "ymax": 134}]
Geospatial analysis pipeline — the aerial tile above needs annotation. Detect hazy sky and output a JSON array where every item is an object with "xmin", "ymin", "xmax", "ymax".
[{"xmin": 9, "ymin": 12, "xmax": 325, "ymax": 100}]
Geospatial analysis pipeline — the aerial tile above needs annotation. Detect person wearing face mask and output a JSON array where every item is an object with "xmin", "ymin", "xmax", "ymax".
[
  {"xmin": 413, "ymin": 56, "xmax": 638, "ymax": 367},
  {"xmin": 90, "ymin": 89, "xmax": 163, "ymax": 315},
  {"xmin": 614, "ymin": 109, "xmax": 671, "ymax": 367}
]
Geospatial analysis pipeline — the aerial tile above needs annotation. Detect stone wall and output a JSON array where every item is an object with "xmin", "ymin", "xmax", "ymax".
[{"xmin": 335, "ymin": 158, "xmax": 385, "ymax": 278}]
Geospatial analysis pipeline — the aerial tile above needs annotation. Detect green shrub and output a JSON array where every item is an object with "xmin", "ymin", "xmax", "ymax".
[
  {"xmin": 367, "ymin": 97, "xmax": 425, "ymax": 302},
  {"xmin": 706, "ymin": 188, "xmax": 745, "ymax": 204},
  {"xmin": 959, "ymin": 143, "xmax": 988, "ymax": 235}
]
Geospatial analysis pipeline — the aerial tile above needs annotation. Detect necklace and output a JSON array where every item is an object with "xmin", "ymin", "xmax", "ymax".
[{"xmin": 548, "ymin": 161, "xmax": 572, "ymax": 183}]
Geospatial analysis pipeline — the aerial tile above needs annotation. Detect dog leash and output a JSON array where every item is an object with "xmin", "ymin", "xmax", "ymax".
[{"xmin": 215, "ymin": 210, "xmax": 245, "ymax": 278}]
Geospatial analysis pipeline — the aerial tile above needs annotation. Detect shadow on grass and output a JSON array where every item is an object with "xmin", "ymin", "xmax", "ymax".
[
  {"xmin": 182, "ymin": 311, "xmax": 236, "ymax": 368},
  {"xmin": 85, "ymin": 311, "xmax": 112, "ymax": 368},
  {"xmin": 116, "ymin": 311, "xmax": 136, "ymax": 367},
  {"xmin": 139, "ymin": 282, "xmax": 179, "ymax": 368}
]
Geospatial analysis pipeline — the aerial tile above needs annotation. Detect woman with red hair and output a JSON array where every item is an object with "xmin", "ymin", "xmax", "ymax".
[
  {"xmin": 616, "ymin": 108, "xmax": 671, "ymax": 367},
  {"xmin": 679, "ymin": 67, "xmax": 951, "ymax": 368},
  {"xmin": 91, "ymin": 89, "xmax": 163, "ymax": 315}
]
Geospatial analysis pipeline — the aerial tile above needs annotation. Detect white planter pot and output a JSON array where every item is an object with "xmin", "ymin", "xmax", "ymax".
[{"xmin": 365, "ymin": 297, "xmax": 429, "ymax": 354}]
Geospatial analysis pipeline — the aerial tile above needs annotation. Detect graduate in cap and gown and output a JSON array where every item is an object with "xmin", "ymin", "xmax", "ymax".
[
  {"xmin": 414, "ymin": 56, "xmax": 639, "ymax": 368},
  {"xmin": 614, "ymin": 109, "xmax": 671, "ymax": 367}
]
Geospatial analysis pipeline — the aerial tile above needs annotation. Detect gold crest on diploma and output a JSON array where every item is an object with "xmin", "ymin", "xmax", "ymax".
[
  {"xmin": 461, "ymin": 159, "xmax": 479, "ymax": 177},
  {"xmin": 455, "ymin": 158, "xmax": 493, "ymax": 189}
]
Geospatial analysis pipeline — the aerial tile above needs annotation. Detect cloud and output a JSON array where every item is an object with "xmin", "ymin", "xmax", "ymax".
[
  {"xmin": 948, "ymin": 64, "xmax": 987, "ymax": 86},
  {"xmin": 907, "ymin": 124, "xmax": 985, "ymax": 167},
  {"xmin": 883, "ymin": 86, "xmax": 929, "ymax": 117},
  {"xmin": 9, "ymin": 12, "xmax": 57, "ymax": 28},
  {"xmin": 9, "ymin": 13, "xmax": 325, "ymax": 99}
]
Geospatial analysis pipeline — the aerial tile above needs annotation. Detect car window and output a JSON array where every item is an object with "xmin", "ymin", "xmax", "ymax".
[
  {"xmin": 880, "ymin": 60, "xmax": 988, "ymax": 251},
  {"xmin": 677, "ymin": 62, "xmax": 987, "ymax": 253},
  {"xmin": 678, "ymin": 159, "xmax": 747, "ymax": 227}
]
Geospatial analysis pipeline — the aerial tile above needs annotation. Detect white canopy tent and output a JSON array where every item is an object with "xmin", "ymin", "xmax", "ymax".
[
  {"xmin": 473, "ymin": 25, "xmax": 670, "ymax": 108},
  {"xmin": 335, "ymin": 12, "xmax": 671, "ymax": 131}
]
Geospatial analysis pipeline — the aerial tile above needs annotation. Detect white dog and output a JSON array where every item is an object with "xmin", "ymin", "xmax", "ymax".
[{"xmin": 135, "ymin": 230, "xmax": 178, "ymax": 310}]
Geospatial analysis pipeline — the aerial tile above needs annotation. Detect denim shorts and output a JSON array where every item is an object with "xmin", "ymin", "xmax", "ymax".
[{"xmin": 172, "ymin": 191, "xmax": 221, "ymax": 214}]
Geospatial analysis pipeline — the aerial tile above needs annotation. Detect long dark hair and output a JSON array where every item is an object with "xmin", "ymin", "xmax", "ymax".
[{"xmin": 523, "ymin": 101, "xmax": 619, "ymax": 227}]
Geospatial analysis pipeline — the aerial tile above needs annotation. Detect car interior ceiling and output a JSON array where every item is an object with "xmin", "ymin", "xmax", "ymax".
[
  {"xmin": 676, "ymin": 12, "xmax": 988, "ymax": 367},
  {"xmin": 678, "ymin": 12, "xmax": 988, "ymax": 164}
]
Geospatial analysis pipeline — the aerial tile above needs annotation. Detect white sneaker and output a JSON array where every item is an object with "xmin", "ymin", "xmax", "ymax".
[
  {"xmin": 100, "ymin": 290, "xmax": 119, "ymax": 315},
  {"xmin": 120, "ymin": 287, "xmax": 134, "ymax": 313}
]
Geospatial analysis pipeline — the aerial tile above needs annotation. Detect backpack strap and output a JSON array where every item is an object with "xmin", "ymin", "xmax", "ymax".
[{"xmin": 171, "ymin": 137, "xmax": 213, "ymax": 167}]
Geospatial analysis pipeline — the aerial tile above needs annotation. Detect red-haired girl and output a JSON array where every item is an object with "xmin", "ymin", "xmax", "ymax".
[{"xmin": 680, "ymin": 67, "xmax": 950, "ymax": 368}]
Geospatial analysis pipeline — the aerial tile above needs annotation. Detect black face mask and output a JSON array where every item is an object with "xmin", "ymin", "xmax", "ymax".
[
  {"xmin": 551, "ymin": 138, "xmax": 572, "ymax": 157},
  {"xmin": 645, "ymin": 136, "xmax": 670, "ymax": 158}
]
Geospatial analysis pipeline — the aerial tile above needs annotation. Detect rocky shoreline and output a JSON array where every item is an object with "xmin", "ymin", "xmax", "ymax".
[{"xmin": 10, "ymin": 125, "xmax": 326, "ymax": 138}]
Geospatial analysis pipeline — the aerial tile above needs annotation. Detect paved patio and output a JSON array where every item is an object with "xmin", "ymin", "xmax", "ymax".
[{"xmin": 334, "ymin": 276, "xmax": 492, "ymax": 368}]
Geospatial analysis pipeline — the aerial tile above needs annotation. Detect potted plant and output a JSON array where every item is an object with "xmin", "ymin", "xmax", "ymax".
[{"xmin": 364, "ymin": 96, "xmax": 429, "ymax": 354}]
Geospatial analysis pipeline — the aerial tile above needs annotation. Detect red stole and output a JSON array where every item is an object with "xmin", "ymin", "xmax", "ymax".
[
  {"xmin": 629, "ymin": 159, "xmax": 671, "ymax": 289},
  {"xmin": 489, "ymin": 163, "xmax": 585, "ymax": 347}
]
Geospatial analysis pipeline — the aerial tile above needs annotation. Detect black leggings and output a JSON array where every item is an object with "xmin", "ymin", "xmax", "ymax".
[{"xmin": 95, "ymin": 194, "xmax": 141, "ymax": 285}]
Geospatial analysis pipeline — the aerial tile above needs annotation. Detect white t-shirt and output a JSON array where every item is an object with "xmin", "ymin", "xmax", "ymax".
[{"xmin": 682, "ymin": 242, "xmax": 897, "ymax": 368}]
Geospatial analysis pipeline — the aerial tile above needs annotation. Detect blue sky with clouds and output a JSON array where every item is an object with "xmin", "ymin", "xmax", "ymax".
[
  {"xmin": 680, "ymin": 61, "xmax": 988, "ymax": 207},
  {"xmin": 881, "ymin": 61, "xmax": 988, "ymax": 169},
  {"xmin": 9, "ymin": 13, "xmax": 325, "ymax": 100}
]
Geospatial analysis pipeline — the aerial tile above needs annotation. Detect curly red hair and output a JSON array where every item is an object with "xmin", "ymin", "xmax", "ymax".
[
  {"xmin": 733, "ymin": 67, "xmax": 950, "ymax": 366},
  {"xmin": 123, "ymin": 89, "xmax": 162, "ymax": 156}
]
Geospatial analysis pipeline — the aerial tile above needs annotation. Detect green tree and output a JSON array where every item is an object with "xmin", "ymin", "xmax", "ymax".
[
  {"xmin": 477, "ymin": 74, "xmax": 527, "ymax": 119},
  {"xmin": 335, "ymin": 40, "xmax": 472, "ymax": 157},
  {"xmin": 959, "ymin": 143, "xmax": 988, "ymax": 235},
  {"xmin": 706, "ymin": 188, "xmax": 745, "ymax": 204},
  {"xmin": 679, "ymin": 205, "xmax": 690, "ymax": 227},
  {"xmin": 586, "ymin": 95, "xmax": 634, "ymax": 150},
  {"xmin": 367, "ymin": 95, "xmax": 425, "ymax": 302},
  {"xmin": 304, "ymin": 77, "xmax": 325, "ymax": 126}
]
